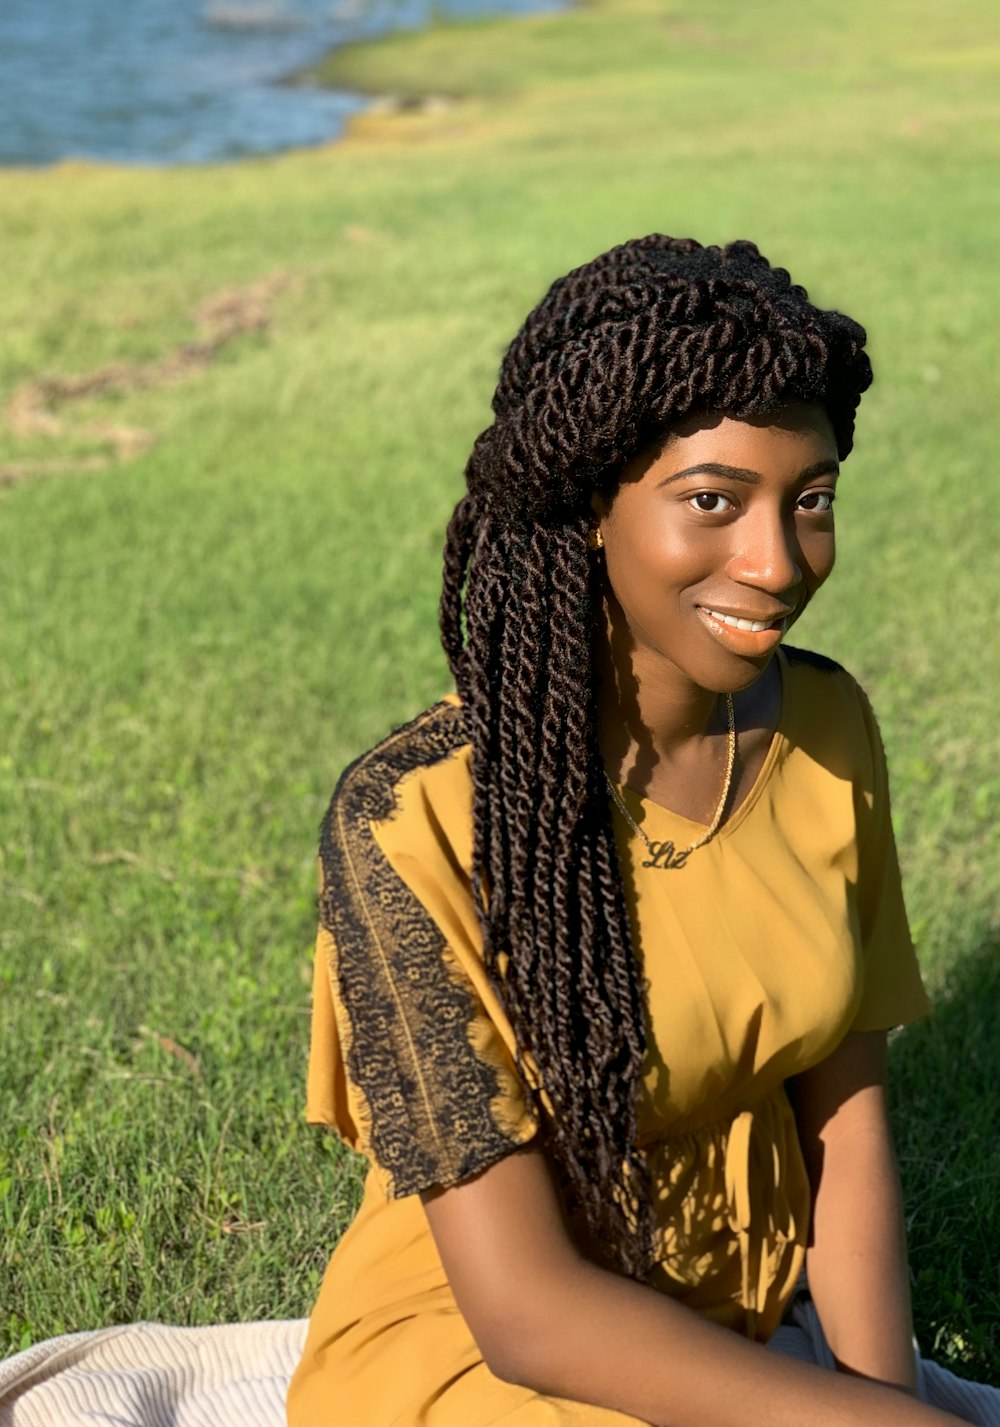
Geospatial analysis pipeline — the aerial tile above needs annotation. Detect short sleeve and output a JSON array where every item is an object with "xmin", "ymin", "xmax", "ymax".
[
  {"xmin": 849, "ymin": 684, "xmax": 931, "ymax": 1033},
  {"xmin": 305, "ymin": 703, "xmax": 538, "ymax": 1199}
]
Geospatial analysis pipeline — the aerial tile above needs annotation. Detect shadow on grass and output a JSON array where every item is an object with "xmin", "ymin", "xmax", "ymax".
[{"xmin": 889, "ymin": 928, "xmax": 1000, "ymax": 1385}]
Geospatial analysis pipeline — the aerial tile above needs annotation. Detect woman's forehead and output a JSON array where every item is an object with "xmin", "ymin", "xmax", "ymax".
[{"xmin": 614, "ymin": 405, "xmax": 839, "ymax": 494}]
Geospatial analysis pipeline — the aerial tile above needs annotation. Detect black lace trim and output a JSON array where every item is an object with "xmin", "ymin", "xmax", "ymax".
[{"xmin": 318, "ymin": 700, "xmax": 528, "ymax": 1196}]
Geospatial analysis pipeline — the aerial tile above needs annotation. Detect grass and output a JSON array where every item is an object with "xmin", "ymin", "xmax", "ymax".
[{"xmin": 1, "ymin": 0, "xmax": 998, "ymax": 1382}]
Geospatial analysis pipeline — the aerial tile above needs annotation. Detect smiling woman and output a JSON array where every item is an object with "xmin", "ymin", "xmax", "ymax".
[
  {"xmin": 591, "ymin": 404, "xmax": 841, "ymax": 827},
  {"xmin": 288, "ymin": 237, "xmax": 998, "ymax": 1427}
]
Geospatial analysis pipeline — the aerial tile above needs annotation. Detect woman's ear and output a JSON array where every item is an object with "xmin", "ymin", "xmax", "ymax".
[{"xmin": 587, "ymin": 493, "xmax": 608, "ymax": 551}]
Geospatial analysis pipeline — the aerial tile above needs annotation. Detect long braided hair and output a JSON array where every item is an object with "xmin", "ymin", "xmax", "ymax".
[{"xmin": 439, "ymin": 236, "xmax": 872, "ymax": 1278}]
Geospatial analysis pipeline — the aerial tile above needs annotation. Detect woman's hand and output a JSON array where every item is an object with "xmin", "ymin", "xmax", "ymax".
[
  {"xmin": 421, "ymin": 1146, "xmax": 966, "ymax": 1427},
  {"xmin": 789, "ymin": 1028, "xmax": 918, "ymax": 1393}
]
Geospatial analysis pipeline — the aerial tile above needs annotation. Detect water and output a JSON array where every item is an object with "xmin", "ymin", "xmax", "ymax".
[{"xmin": 0, "ymin": 0, "xmax": 557, "ymax": 168}]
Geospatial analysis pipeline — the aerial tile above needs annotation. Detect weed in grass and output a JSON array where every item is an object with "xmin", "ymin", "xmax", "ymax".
[{"xmin": 890, "ymin": 927, "xmax": 1000, "ymax": 1379}]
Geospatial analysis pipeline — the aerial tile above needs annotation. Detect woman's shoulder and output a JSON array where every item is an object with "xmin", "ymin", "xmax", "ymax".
[
  {"xmin": 781, "ymin": 642, "xmax": 846, "ymax": 678},
  {"xmin": 780, "ymin": 644, "xmax": 887, "ymax": 790},
  {"xmin": 782, "ymin": 642, "xmax": 873, "ymax": 709},
  {"xmin": 321, "ymin": 695, "xmax": 472, "ymax": 854}
]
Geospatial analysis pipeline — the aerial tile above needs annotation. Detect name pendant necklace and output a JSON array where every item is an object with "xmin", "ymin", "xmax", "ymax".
[{"xmin": 604, "ymin": 693, "xmax": 737, "ymax": 870}]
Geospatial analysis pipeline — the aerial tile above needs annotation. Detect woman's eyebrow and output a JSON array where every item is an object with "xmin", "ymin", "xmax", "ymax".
[{"xmin": 658, "ymin": 458, "xmax": 840, "ymax": 488}]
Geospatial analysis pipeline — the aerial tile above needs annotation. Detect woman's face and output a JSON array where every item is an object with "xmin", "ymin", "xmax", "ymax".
[{"xmin": 593, "ymin": 401, "xmax": 840, "ymax": 694}]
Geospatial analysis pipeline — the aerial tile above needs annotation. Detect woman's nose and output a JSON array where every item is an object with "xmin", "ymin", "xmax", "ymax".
[{"xmin": 727, "ymin": 512, "xmax": 804, "ymax": 595}]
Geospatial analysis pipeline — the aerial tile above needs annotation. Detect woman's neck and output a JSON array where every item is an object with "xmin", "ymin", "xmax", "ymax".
[
  {"xmin": 592, "ymin": 595, "xmax": 775, "ymax": 807},
  {"xmin": 593, "ymin": 598, "xmax": 723, "ymax": 776}
]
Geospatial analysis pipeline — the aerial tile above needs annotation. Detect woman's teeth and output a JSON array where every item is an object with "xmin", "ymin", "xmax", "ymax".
[{"xmin": 703, "ymin": 608, "xmax": 780, "ymax": 633}]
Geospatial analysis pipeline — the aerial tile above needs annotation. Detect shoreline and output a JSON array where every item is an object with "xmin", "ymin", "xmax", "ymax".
[
  {"xmin": 0, "ymin": 0, "xmax": 564, "ymax": 173},
  {"xmin": 273, "ymin": 0, "xmax": 568, "ymax": 154}
]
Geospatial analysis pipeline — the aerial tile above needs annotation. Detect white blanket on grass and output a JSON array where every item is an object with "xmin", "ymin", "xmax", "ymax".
[{"xmin": 2, "ymin": 1303, "xmax": 999, "ymax": 1426}]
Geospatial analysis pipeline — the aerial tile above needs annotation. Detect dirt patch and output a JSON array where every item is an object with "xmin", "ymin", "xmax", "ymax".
[
  {"xmin": 368, "ymin": 93, "xmax": 458, "ymax": 116},
  {"xmin": 1, "ymin": 270, "xmax": 296, "ymax": 487},
  {"xmin": 343, "ymin": 223, "xmax": 388, "ymax": 245},
  {"xmin": 661, "ymin": 18, "xmax": 733, "ymax": 50}
]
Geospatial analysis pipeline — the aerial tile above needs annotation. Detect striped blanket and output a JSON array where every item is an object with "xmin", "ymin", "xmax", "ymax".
[{"xmin": 1, "ymin": 1302, "xmax": 998, "ymax": 1426}]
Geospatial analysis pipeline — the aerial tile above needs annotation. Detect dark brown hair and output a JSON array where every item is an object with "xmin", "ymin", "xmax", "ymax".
[{"xmin": 439, "ymin": 235, "xmax": 872, "ymax": 1276}]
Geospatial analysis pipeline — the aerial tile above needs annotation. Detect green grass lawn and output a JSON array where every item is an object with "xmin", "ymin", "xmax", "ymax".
[{"xmin": 1, "ymin": 0, "xmax": 998, "ymax": 1380}]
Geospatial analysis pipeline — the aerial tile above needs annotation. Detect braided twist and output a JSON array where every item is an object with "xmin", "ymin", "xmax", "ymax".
[{"xmin": 439, "ymin": 235, "xmax": 871, "ymax": 1276}]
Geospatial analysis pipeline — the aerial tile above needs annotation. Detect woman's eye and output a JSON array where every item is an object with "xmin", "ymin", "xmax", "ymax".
[
  {"xmin": 798, "ymin": 490, "xmax": 835, "ymax": 512},
  {"xmin": 688, "ymin": 492, "xmax": 733, "ymax": 514}
]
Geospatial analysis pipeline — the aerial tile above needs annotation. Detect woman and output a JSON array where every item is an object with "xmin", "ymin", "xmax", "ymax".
[{"xmin": 287, "ymin": 237, "xmax": 984, "ymax": 1426}]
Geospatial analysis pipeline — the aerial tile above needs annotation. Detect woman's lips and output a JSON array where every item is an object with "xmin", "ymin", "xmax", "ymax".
[{"xmin": 696, "ymin": 604, "xmax": 789, "ymax": 654}]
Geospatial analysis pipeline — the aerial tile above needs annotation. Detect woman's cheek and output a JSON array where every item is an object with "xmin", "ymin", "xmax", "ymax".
[{"xmin": 803, "ymin": 528, "xmax": 836, "ymax": 588}]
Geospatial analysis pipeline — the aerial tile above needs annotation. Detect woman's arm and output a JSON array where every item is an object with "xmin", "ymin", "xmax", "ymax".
[
  {"xmin": 788, "ymin": 1028, "xmax": 918, "ymax": 1393},
  {"xmin": 422, "ymin": 1145, "xmax": 962, "ymax": 1427}
]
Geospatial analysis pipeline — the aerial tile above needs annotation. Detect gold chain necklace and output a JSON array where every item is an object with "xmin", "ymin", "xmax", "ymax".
[{"xmin": 604, "ymin": 693, "xmax": 737, "ymax": 869}]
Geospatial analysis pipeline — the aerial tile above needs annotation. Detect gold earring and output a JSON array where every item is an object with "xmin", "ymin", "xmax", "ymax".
[{"xmin": 587, "ymin": 525, "xmax": 604, "ymax": 551}]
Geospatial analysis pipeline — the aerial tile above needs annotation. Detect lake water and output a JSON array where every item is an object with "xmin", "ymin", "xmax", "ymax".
[{"xmin": 0, "ymin": 0, "xmax": 556, "ymax": 167}]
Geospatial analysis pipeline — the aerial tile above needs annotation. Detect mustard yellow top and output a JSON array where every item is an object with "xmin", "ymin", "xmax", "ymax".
[{"xmin": 287, "ymin": 646, "xmax": 930, "ymax": 1427}]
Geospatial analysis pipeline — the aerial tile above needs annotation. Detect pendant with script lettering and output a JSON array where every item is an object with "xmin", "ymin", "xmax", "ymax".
[{"xmin": 641, "ymin": 840, "xmax": 690, "ymax": 870}]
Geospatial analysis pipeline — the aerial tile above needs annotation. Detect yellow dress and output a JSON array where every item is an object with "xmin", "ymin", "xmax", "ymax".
[{"xmin": 287, "ymin": 645, "xmax": 930, "ymax": 1427}]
